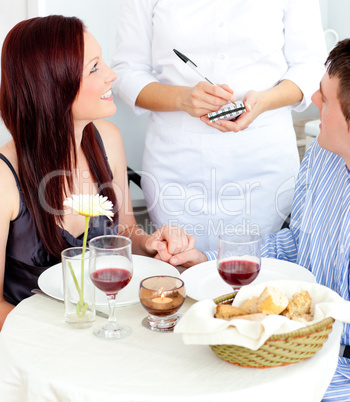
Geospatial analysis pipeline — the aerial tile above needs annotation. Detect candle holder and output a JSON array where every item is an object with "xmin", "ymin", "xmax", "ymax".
[{"xmin": 139, "ymin": 276, "xmax": 186, "ymax": 332}]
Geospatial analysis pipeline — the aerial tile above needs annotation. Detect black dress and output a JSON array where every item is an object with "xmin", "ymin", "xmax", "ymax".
[{"xmin": 0, "ymin": 132, "xmax": 118, "ymax": 305}]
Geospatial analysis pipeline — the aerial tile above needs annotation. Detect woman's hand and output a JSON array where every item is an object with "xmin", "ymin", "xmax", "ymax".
[
  {"xmin": 179, "ymin": 83, "xmax": 235, "ymax": 117},
  {"xmin": 144, "ymin": 225, "xmax": 196, "ymax": 262},
  {"xmin": 200, "ymin": 80, "xmax": 304, "ymax": 133},
  {"xmin": 200, "ymin": 90, "xmax": 263, "ymax": 132},
  {"xmin": 135, "ymin": 81, "xmax": 235, "ymax": 117}
]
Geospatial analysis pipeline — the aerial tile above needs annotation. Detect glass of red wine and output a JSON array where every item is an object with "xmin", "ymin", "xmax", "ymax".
[
  {"xmin": 89, "ymin": 235, "xmax": 133, "ymax": 339},
  {"xmin": 217, "ymin": 233, "xmax": 261, "ymax": 293}
]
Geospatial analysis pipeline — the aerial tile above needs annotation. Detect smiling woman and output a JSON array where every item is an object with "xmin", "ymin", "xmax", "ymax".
[
  {"xmin": 0, "ymin": 15, "xmax": 194, "ymax": 330},
  {"xmin": 0, "ymin": 15, "xmax": 117, "ymax": 258},
  {"xmin": 0, "ymin": 16, "xmax": 119, "ymax": 320}
]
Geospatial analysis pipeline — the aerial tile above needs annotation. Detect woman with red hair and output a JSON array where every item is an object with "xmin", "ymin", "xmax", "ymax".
[{"xmin": 0, "ymin": 15, "xmax": 193, "ymax": 329}]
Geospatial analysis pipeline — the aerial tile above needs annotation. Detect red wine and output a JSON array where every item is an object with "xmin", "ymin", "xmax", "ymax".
[
  {"xmin": 91, "ymin": 268, "xmax": 132, "ymax": 295},
  {"xmin": 218, "ymin": 260, "xmax": 260, "ymax": 287}
]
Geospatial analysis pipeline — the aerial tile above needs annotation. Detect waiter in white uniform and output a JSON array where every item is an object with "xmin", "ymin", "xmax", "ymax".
[{"xmin": 112, "ymin": 0, "xmax": 327, "ymax": 251}]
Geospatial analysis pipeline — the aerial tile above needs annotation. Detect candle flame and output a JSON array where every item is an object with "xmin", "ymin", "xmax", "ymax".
[{"xmin": 160, "ymin": 293, "xmax": 165, "ymax": 301}]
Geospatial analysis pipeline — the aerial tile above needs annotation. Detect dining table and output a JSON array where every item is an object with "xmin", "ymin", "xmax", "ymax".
[{"xmin": 0, "ymin": 282, "xmax": 342, "ymax": 402}]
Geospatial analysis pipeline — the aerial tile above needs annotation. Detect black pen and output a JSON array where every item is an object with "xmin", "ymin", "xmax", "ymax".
[{"xmin": 173, "ymin": 49, "xmax": 215, "ymax": 85}]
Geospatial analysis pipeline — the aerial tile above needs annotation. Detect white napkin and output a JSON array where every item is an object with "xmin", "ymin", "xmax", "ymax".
[{"xmin": 175, "ymin": 280, "xmax": 350, "ymax": 350}]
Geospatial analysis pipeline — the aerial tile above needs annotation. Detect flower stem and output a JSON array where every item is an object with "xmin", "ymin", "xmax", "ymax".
[
  {"xmin": 68, "ymin": 262, "xmax": 81, "ymax": 294},
  {"xmin": 75, "ymin": 216, "xmax": 90, "ymax": 317},
  {"xmin": 80, "ymin": 216, "xmax": 90, "ymax": 297}
]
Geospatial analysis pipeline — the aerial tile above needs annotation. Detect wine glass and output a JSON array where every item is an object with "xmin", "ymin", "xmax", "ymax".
[
  {"xmin": 89, "ymin": 235, "xmax": 133, "ymax": 339},
  {"xmin": 217, "ymin": 233, "xmax": 261, "ymax": 293}
]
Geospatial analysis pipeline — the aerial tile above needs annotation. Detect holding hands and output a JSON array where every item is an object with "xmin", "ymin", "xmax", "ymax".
[
  {"xmin": 145, "ymin": 225, "xmax": 208, "ymax": 269},
  {"xmin": 144, "ymin": 225, "xmax": 196, "ymax": 264},
  {"xmin": 169, "ymin": 248, "xmax": 208, "ymax": 268}
]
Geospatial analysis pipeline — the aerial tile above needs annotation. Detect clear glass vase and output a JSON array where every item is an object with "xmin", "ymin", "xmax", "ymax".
[{"xmin": 62, "ymin": 247, "xmax": 96, "ymax": 328}]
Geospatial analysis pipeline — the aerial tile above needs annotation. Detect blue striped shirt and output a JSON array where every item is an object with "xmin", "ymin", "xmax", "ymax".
[
  {"xmin": 263, "ymin": 140, "xmax": 350, "ymax": 401},
  {"xmin": 204, "ymin": 140, "xmax": 350, "ymax": 400},
  {"xmin": 261, "ymin": 141, "xmax": 350, "ymax": 344}
]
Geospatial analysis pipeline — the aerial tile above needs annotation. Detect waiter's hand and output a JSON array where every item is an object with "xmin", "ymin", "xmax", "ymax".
[
  {"xmin": 180, "ymin": 83, "xmax": 235, "ymax": 118},
  {"xmin": 200, "ymin": 90, "xmax": 263, "ymax": 132}
]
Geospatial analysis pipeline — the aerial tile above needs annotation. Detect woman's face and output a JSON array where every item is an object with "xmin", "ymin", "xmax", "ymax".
[{"xmin": 72, "ymin": 31, "xmax": 117, "ymax": 127}]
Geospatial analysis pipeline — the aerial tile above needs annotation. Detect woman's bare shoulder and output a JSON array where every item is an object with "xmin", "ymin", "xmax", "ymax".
[
  {"xmin": 0, "ymin": 140, "xmax": 17, "ymax": 167},
  {"xmin": 0, "ymin": 140, "xmax": 20, "ymax": 221},
  {"xmin": 93, "ymin": 119, "xmax": 122, "ymax": 145},
  {"xmin": 93, "ymin": 119, "xmax": 126, "ymax": 168}
]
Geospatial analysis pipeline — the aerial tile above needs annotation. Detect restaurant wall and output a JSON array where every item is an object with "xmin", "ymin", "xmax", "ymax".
[{"xmin": 328, "ymin": 0, "xmax": 350, "ymax": 40}]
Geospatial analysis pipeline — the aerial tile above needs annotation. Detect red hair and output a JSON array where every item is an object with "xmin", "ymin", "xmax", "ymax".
[{"xmin": 0, "ymin": 16, "xmax": 117, "ymax": 258}]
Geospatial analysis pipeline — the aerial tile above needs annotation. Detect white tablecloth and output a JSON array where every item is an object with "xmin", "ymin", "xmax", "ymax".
[{"xmin": 0, "ymin": 294, "xmax": 342, "ymax": 402}]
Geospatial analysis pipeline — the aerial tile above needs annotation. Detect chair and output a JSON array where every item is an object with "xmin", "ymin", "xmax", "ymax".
[
  {"xmin": 127, "ymin": 166, "xmax": 153, "ymax": 232},
  {"xmin": 127, "ymin": 166, "xmax": 142, "ymax": 189}
]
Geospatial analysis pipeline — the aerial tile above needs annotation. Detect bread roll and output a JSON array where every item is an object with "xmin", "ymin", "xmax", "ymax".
[
  {"xmin": 214, "ymin": 287, "xmax": 314, "ymax": 323},
  {"xmin": 214, "ymin": 303, "xmax": 265, "ymax": 321},
  {"xmin": 214, "ymin": 304, "xmax": 246, "ymax": 320},
  {"xmin": 240, "ymin": 296, "xmax": 260, "ymax": 314},
  {"xmin": 282, "ymin": 290, "xmax": 312, "ymax": 320},
  {"xmin": 257, "ymin": 286, "xmax": 289, "ymax": 315}
]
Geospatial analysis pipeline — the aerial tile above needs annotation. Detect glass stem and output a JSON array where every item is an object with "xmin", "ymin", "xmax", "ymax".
[
  {"xmin": 106, "ymin": 294, "xmax": 118, "ymax": 326},
  {"xmin": 232, "ymin": 287, "xmax": 240, "ymax": 296}
]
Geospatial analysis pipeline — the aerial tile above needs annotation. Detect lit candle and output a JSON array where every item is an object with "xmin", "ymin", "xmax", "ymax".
[{"xmin": 151, "ymin": 293, "xmax": 173, "ymax": 309}]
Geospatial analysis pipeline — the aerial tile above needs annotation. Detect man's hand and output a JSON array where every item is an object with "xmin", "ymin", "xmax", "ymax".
[
  {"xmin": 169, "ymin": 248, "xmax": 208, "ymax": 268},
  {"xmin": 145, "ymin": 225, "xmax": 195, "ymax": 262}
]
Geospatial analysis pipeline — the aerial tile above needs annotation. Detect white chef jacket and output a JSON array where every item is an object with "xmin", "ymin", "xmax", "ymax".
[{"xmin": 112, "ymin": 0, "xmax": 327, "ymax": 251}]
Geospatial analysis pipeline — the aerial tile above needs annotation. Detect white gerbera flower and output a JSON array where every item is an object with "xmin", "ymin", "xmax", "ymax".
[
  {"xmin": 64, "ymin": 194, "xmax": 114, "ymax": 221},
  {"xmin": 63, "ymin": 194, "xmax": 114, "ymax": 317}
]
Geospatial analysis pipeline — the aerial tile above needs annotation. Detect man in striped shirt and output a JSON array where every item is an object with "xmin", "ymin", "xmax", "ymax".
[{"xmin": 170, "ymin": 39, "xmax": 350, "ymax": 400}]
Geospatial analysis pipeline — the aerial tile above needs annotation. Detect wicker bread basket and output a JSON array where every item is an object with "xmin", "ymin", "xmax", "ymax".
[{"xmin": 210, "ymin": 292, "xmax": 335, "ymax": 369}]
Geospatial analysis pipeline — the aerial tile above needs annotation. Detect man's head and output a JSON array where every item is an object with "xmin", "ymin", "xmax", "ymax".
[
  {"xmin": 326, "ymin": 39, "xmax": 350, "ymax": 122},
  {"xmin": 312, "ymin": 39, "xmax": 350, "ymax": 161}
]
